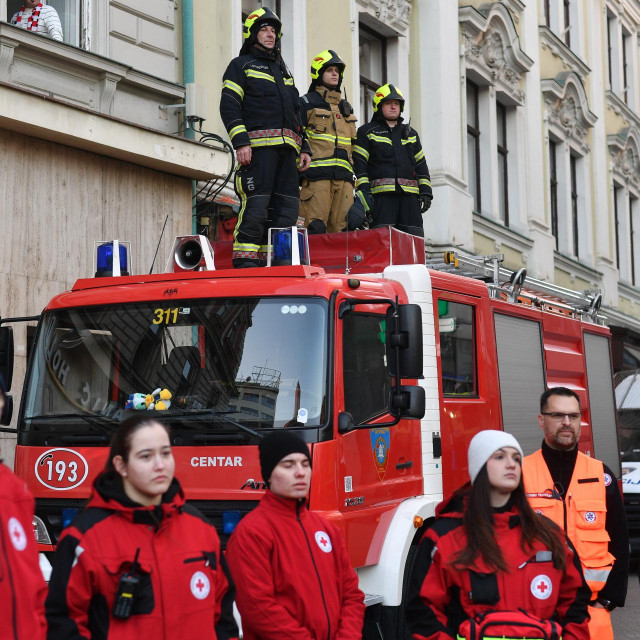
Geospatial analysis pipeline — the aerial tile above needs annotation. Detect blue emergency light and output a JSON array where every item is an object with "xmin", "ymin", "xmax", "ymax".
[
  {"xmin": 95, "ymin": 241, "xmax": 130, "ymax": 277},
  {"xmin": 272, "ymin": 229, "xmax": 308, "ymax": 265}
]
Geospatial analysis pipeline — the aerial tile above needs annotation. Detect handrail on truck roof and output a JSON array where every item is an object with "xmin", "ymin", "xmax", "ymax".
[{"xmin": 426, "ymin": 251, "xmax": 605, "ymax": 325}]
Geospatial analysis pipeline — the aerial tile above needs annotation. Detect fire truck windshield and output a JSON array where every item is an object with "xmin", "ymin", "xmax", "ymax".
[{"xmin": 20, "ymin": 298, "xmax": 328, "ymax": 444}]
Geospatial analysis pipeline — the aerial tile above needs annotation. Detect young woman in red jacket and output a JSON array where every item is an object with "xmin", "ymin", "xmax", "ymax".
[
  {"xmin": 45, "ymin": 415, "xmax": 238, "ymax": 640},
  {"xmin": 406, "ymin": 430, "xmax": 591, "ymax": 640}
]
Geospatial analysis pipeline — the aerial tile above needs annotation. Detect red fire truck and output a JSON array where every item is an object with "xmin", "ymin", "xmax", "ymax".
[{"xmin": 0, "ymin": 227, "xmax": 621, "ymax": 638}]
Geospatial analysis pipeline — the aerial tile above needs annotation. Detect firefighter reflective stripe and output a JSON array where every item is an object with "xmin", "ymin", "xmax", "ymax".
[
  {"xmin": 367, "ymin": 133, "xmax": 393, "ymax": 145},
  {"xmin": 402, "ymin": 136, "xmax": 417, "ymax": 145},
  {"xmin": 308, "ymin": 157, "xmax": 353, "ymax": 172},
  {"xmin": 233, "ymin": 243, "xmax": 261, "ymax": 259},
  {"xmin": 353, "ymin": 145, "xmax": 369, "ymax": 161},
  {"xmin": 355, "ymin": 189, "xmax": 370, "ymax": 212},
  {"xmin": 355, "ymin": 176, "xmax": 369, "ymax": 188},
  {"xmin": 245, "ymin": 69, "xmax": 276, "ymax": 83},
  {"xmin": 419, "ymin": 177, "xmax": 432, "ymax": 188},
  {"xmin": 223, "ymin": 79, "xmax": 244, "ymax": 99},
  {"xmin": 415, "ymin": 149, "xmax": 425, "ymax": 162},
  {"xmin": 371, "ymin": 177, "xmax": 419, "ymax": 194},
  {"xmin": 306, "ymin": 130, "xmax": 336, "ymax": 144},
  {"xmin": 247, "ymin": 128, "xmax": 302, "ymax": 152},
  {"xmin": 584, "ymin": 568, "xmax": 611, "ymax": 583},
  {"xmin": 284, "ymin": 77, "xmax": 294, "ymax": 86},
  {"xmin": 230, "ymin": 125, "xmax": 248, "ymax": 141}
]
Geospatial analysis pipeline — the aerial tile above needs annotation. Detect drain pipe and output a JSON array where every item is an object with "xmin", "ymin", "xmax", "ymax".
[{"xmin": 181, "ymin": 0, "xmax": 197, "ymax": 233}]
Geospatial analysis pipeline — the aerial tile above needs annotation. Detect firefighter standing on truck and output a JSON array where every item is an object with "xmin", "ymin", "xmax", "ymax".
[
  {"xmin": 523, "ymin": 387, "xmax": 629, "ymax": 640},
  {"xmin": 299, "ymin": 50, "xmax": 358, "ymax": 234},
  {"xmin": 220, "ymin": 7, "xmax": 311, "ymax": 268},
  {"xmin": 353, "ymin": 84, "xmax": 432, "ymax": 237}
]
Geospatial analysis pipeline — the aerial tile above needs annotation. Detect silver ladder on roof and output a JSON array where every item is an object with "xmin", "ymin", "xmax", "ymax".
[{"xmin": 425, "ymin": 251, "xmax": 605, "ymax": 325}]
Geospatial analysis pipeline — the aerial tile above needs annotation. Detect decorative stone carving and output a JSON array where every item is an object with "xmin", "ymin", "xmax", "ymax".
[
  {"xmin": 541, "ymin": 72, "xmax": 596, "ymax": 154},
  {"xmin": 608, "ymin": 126, "xmax": 640, "ymax": 190},
  {"xmin": 460, "ymin": 4, "xmax": 532, "ymax": 105},
  {"xmin": 357, "ymin": 0, "xmax": 411, "ymax": 33},
  {"xmin": 0, "ymin": 39, "xmax": 18, "ymax": 82}
]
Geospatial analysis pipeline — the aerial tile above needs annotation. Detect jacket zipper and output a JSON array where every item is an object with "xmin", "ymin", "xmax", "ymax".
[
  {"xmin": 297, "ymin": 502, "xmax": 331, "ymax": 640},
  {"xmin": 0, "ymin": 513, "xmax": 19, "ymax": 640}
]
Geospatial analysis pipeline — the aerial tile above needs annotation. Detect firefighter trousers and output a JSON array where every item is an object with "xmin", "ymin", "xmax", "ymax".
[
  {"xmin": 371, "ymin": 192, "xmax": 424, "ymax": 237},
  {"xmin": 233, "ymin": 146, "xmax": 300, "ymax": 267},
  {"xmin": 300, "ymin": 178, "xmax": 354, "ymax": 234}
]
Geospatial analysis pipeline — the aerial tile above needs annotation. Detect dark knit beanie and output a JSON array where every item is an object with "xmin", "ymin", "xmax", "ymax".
[{"xmin": 259, "ymin": 430, "xmax": 311, "ymax": 483}]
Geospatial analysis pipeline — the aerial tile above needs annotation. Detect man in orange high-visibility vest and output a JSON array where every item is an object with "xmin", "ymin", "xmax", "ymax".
[{"xmin": 523, "ymin": 387, "xmax": 629, "ymax": 640}]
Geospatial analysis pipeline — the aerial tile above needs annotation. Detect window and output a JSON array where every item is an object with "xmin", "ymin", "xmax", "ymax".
[
  {"xmin": 497, "ymin": 102, "xmax": 509, "ymax": 226},
  {"xmin": 614, "ymin": 185, "xmax": 622, "ymax": 271},
  {"xmin": 570, "ymin": 154, "xmax": 579, "ymax": 257},
  {"xmin": 7, "ymin": 0, "xmax": 80, "ymax": 46},
  {"xmin": 359, "ymin": 24, "xmax": 387, "ymax": 123},
  {"xmin": 466, "ymin": 81, "xmax": 481, "ymax": 213},
  {"xmin": 343, "ymin": 311, "xmax": 390, "ymax": 424},
  {"xmin": 549, "ymin": 140, "xmax": 559, "ymax": 248},
  {"xmin": 607, "ymin": 13, "xmax": 615, "ymax": 90},
  {"xmin": 438, "ymin": 301, "xmax": 476, "ymax": 397},
  {"xmin": 242, "ymin": 0, "xmax": 281, "ymax": 19},
  {"xmin": 631, "ymin": 197, "xmax": 637, "ymax": 286},
  {"xmin": 544, "ymin": 0, "xmax": 551, "ymax": 28},
  {"xmin": 622, "ymin": 30, "xmax": 630, "ymax": 104},
  {"xmin": 563, "ymin": 0, "xmax": 571, "ymax": 47}
]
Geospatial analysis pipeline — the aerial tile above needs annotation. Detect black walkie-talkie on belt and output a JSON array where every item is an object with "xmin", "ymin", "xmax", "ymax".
[{"xmin": 113, "ymin": 548, "xmax": 142, "ymax": 620}]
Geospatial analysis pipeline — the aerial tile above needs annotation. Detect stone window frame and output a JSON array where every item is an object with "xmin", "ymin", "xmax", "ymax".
[
  {"xmin": 606, "ymin": 2, "xmax": 639, "ymax": 111},
  {"xmin": 459, "ymin": 3, "xmax": 532, "ymax": 232},
  {"xmin": 542, "ymin": 71, "xmax": 597, "ymax": 262},
  {"xmin": 609, "ymin": 126, "xmax": 640, "ymax": 286}
]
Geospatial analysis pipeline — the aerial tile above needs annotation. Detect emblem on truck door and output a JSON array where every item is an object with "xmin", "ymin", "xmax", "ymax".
[
  {"xmin": 370, "ymin": 427, "xmax": 390, "ymax": 480},
  {"xmin": 34, "ymin": 448, "xmax": 89, "ymax": 490}
]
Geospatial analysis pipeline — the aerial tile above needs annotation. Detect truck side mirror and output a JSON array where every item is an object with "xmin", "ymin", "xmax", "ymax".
[
  {"xmin": 0, "ymin": 326, "xmax": 14, "ymax": 391},
  {"xmin": 389, "ymin": 385, "xmax": 425, "ymax": 419},
  {"xmin": 386, "ymin": 304, "xmax": 423, "ymax": 379}
]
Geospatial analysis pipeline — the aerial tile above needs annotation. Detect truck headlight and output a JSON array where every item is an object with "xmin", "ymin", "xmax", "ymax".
[{"xmin": 33, "ymin": 516, "xmax": 52, "ymax": 545}]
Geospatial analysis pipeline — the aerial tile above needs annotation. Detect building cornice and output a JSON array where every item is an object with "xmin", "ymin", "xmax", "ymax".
[{"xmin": 538, "ymin": 25, "xmax": 590, "ymax": 82}]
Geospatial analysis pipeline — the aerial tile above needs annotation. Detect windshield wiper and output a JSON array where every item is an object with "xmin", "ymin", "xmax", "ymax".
[
  {"xmin": 24, "ymin": 413, "xmax": 116, "ymax": 435},
  {"xmin": 167, "ymin": 409, "xmax": 263, "ymax": 438}
]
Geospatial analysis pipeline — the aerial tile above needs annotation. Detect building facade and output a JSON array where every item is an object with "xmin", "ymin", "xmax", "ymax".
[{"xmin": 196, "ymin": 0, "xmax": 640, "ymax": 367}]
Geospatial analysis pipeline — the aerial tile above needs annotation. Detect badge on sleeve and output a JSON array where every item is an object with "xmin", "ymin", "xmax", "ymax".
[
  {"xmin": 190, "ymin": 571, "xmax": 211, "ymax": 600},
  {"xmin": 315, "ymin": 530, "xmax": 333, "ymax": 553},
  {"xmin": 604, "ymin": 473, "xmax": 612, "ymax": 487},
  {"xmin": 531, "ymin": 575, "xmax": 553, "ymax": 600},
  {"xmin": 584, "ymin": 511, "xmax": 597, "ymax": 523},
  {"xmin": 8, "ymin": 517, "xmax": 27, "ymax": 551}
]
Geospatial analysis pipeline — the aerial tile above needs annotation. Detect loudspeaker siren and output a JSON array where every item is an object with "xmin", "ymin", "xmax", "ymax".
[{"xmin": 166, "ymin": 235, "xmax": 216, "ymax": 273}]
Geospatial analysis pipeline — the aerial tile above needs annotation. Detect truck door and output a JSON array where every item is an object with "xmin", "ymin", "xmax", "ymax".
[
  {"xmin": 435, "ymin": 292, "xmax": 501, "ymax": 497},
  {"xmin": 334, "ymin": 303, "xmax": 422, "ymax": 568}
]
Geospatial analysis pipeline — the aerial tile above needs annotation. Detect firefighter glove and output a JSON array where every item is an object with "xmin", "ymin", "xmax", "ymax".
[
  {"xmin": 355, "ymin": 188, "xmax": 374, "ymax": 213},
  {"xmin": 419, "ymin": 194, "xmax": 433, "ymax": 213}
]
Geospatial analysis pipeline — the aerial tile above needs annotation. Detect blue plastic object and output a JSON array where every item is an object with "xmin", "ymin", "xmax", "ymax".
[
  {"xmin": 96, "ymin": 242, "xmax": 128, "ymax": 276},
  {"xmin": 222, "ymin": 510, "xmax": 242, "ymax": 535},
  {"xmin": 273, "ymin": 229, "xmax": 307, "ymax": 264},
  {"xmin": 62, "ymin": 508, "xmax": 79, "ymax": 529}
]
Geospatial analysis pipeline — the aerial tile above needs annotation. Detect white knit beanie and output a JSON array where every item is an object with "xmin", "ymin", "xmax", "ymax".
[{"xmin": 467, "ymin": 430, "xmax": 524, "ymax": 484}]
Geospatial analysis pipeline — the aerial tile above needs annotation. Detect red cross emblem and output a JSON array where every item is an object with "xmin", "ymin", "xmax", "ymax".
[
  {"xmin": 8, "ymin": 518, "xmax": 27, "ymax": 551},
  {"xmin": 530, "ymin": 574, "xmax": 552, "ymax": 600},
  {"xmin": 314, "ymin": 530, "xmax": 332, "ymax": 553},
  {"xmin": 190, "ymin": 571, "xmax": 210, "ymax": 600}
]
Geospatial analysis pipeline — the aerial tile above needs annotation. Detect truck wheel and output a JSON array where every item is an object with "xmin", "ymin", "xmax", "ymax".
[{"xmin": 379, "ymin": 540, "xmax": 419, "ymax": 640}]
